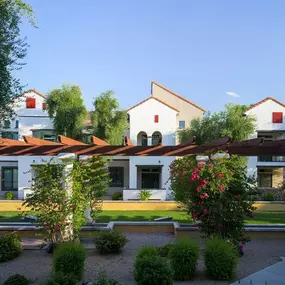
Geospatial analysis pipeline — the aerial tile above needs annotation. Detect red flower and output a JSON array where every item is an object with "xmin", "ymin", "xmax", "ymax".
[
  {"xmin": 202, "ymin": 209, "xmax": 208, "ymax": 215},
  {"xmin": 199, "ymin": 179, "xmax": 208, "ymax": 187},
  {"xmin": 219, "ymin": 185, "xmax": 224, "ymax": 192},
  {"xmin": 207, "ymin": 163, "xmax": 213, "ymax": 167},
  {"xmin": 196, "ymin": 186, "xmax": 201, "ymax": 192},
  {"xmin": 216, "ymin": 173, "xmax": 224, "ymax": 179},
  {"xmin": 55, "ymin": 225, "xmax": 60, "ymax": 231},
  {"xmin": 236, "ymin": 194, "xmax": 241, "ymax": 198},
  {"xmin": 200, "ymin": 193, "xmax": 209, "ymax": 199},
  {"xmin": 198, "ymin": 161, "xmax": 205, "ymax": 168}
]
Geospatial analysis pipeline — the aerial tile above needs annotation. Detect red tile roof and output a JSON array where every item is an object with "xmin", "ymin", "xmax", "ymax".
[
  {"xmin": 245, "ymin": 97, "xmax": 285, "ymax": 112},
  {"xmin": 127, "ymin": 96, "xmax": 179, "ymax": 112},
  {"xmin": 151, "ymin": 81, "xmax": 206, "ymax": 112}
]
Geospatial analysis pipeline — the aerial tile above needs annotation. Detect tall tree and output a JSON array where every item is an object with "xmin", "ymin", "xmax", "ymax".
[
  {"xmin": 179, "ymin": 104, "xmax": 256, "ymax": 145},
  {"xmin": 0, "ymin": 0, "xmax": 35, "ymax": 121},
  {"xmin": 92, "ymin": 90, "xmax": 128, "ymax": 145},
  {"xmin": 46, "ymin": 84, "xmax": 88, "ymax": 139}
]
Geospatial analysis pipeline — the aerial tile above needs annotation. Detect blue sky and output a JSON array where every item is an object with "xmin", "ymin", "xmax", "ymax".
[{"xmin": 19, "ymin": 0, "xmax": 285, "ymax": 112}]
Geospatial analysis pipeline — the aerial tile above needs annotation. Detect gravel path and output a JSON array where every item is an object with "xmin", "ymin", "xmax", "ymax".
[{"xmin": 0, "ymin": 233, "xmax": 284, "ymax": 285}]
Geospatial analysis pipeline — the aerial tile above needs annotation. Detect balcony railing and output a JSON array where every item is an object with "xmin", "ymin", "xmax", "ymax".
[{"xmin": 258, "ymin": 156, "xmax": 285, "ymax": 162}]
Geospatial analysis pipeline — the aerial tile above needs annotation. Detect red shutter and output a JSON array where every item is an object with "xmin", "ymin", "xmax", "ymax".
[
  {"xmin": 272, "ymin": 112, "xmax": 283, "ymax": 123},
  {"xmin": 26, "ymin": 98, "xmax": 36, "ymax": 108},
  {"xmin": 42, "ymin": 102, "xmax": 47, "ymax": 110},
  {"xmin": 154, "ymin": 115, "xmax": 159, "ymax": 123}
]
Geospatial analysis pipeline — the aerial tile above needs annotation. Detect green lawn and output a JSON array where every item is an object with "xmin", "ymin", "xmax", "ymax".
[{"xmin": 1, "ymin": 210, "xmax": 285, "ymax": 224}]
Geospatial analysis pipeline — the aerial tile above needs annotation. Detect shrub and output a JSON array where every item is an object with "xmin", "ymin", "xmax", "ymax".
[
  {"xmin": 136, "ymin": 246, "xmax": 158, "ymax": 259},
  {"xmin": 0, "ymin": 232, "xmax": 23, "ymax": 262},
  {"xmin": 264, "ymin": 192, "xmax": 275, "ymax": 201},
  {"xmin": 51, "ymin": 271, "xmax": 77, "ymax": 285},
  {"xmin": 204, "ymin": 237, "xmax": 238, "ymax": 280},
  {"xmin": 3, "ymin": 274, "xmax": 29, "ymax": 285},
  {"xmin": 156, "ymin": 244, "xmax": 174, "ymax": 258},
  {"xmin": 139, "ymin": 190, "xmax": 151, "ymax": 201},
  {"xmin": 169, "ymin": 238, "xmax": 199, "ymax": 280},
  {"xmin": 52, "ymin": 243, "xmax": 86, "ymax": 280},
  {"xmin": 93, "ymin": 271, "xmax": 123, "ymax": 285},
  {"xmin": 112, "ymin": 192, "xmax": 122, "ymax": 200},
  {"xmin": 134, "ymin": 255, "xmax": 173, "ymax": 285},
  {"xmin": 93, "ymin": 231, "xmax": 128, "ymax": 255},
  {"xmin": 4, "ymin": 192, "xmax": 15, "ymax": 200}
]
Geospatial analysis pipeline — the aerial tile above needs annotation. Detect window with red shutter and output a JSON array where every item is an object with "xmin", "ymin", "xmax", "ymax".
[
  {"xmin": 26, "ymin": 97, "xmax": 36, "ymax": 109},
  {"xmin": 42, "ymin": 102, "xmax": 47, "ymax": 110},
  {"xmin": 272, "ymin": 112, "xmax": 283, "ymax": 123},
  {"xmin": 154, "ymin": 115, "xmax": 159, "ymax": 123}
]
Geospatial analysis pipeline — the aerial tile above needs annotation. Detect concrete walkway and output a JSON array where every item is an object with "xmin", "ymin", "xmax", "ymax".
[{"xmin": 231, "ymin": 257, "xmax": 285, "ymax": 285}]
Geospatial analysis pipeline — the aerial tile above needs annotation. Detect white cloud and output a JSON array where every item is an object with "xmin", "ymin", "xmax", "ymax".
[{"xmin": 226, "ymin": 91, "xmax": 240, "ymax": 98}]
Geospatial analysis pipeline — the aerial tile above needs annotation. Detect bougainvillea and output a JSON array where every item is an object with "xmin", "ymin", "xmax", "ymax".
[
  {"xmin": 169, "ymin": 154, "xmax": 257, "ymax": 251},
  {"xmin": 23, "ymin": 156, "xmax": 110, "ymax": 245}
]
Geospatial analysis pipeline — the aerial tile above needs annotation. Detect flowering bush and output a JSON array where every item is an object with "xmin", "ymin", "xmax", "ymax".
[
  {"xmin": 23, "ymin": 156, "xmax": 110, "ymax": 245},
  {"xmin": 169, "ymin": 154, "xmax": 257, "ymax": 250}
]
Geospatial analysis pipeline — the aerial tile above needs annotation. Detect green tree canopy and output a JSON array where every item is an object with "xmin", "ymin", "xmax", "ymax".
[
  {"xmin": 46, "ymin": 84, "xmax": 88, "ymax": 139},
  {"xmin": 92, "ymin": 90, "xmax": 128, "ymax": 145},
  {"xmin": 0, "ymin": 0, "xmax": 35, "ymax": 121},
  {"xmin": 179, "ymin": 104, "xmax": 256, "ymax": 145}
]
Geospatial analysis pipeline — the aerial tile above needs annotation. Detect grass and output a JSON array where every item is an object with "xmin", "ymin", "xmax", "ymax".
[{"xmin": 0, "ymin": 211, "xmax": 285, "ymax": 224}]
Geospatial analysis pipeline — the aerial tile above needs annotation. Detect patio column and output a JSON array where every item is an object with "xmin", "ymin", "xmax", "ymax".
[{"xmin": 58, "ymin": 152, "xmax": 76, "ymax": 241}]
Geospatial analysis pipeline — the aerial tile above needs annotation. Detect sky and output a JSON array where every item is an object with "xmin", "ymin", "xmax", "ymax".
[{"xmin": 19, "ymin": 0, "xmax": 285, "ymax": 112}]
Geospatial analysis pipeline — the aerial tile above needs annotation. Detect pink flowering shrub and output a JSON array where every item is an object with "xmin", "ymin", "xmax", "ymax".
[{"xmin": 169, "ymin": 154, "xmax": 257, "ymax": 249}]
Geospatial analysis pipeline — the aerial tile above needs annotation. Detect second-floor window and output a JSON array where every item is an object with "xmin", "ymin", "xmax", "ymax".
[
  {"xmin": 179, "ymin": 120, "xmax": 185, "ymax": 129},
  {"xmin": 137, "ymin": 131, "xmax": 148, "ymax": 146},
  {"xmin": 272, "ymin": 112, "xmax": 283, "ymax": 123},
  {"xmin": 26, "ymin": 97, "xmax": 36, "ymax": 109},
  {"xmin": 3, "ymin": 120, "xmax": 10, "ymax": 129},
  {"xmin": 152, "ymin": 131, "xmax": 162, "ymax": 146}
]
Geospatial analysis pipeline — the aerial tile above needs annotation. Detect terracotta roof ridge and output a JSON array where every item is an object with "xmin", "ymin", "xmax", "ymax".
[
  {"xmin": 128, "ymin": 96, "xmax": 179, "ymax": 112},
  {"xmin": 151, "ymin": 81, "xmax": 206, "ymax": 112},
  {"xmin": 23, "ymin": 89, "xmax": 46, "ymax": 99},
  {"xmin": 245, "ymin": 97, "xmax": 285, "ymax": 112}
]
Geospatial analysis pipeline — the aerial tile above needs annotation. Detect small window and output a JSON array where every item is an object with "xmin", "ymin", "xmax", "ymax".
[
  {"xmin": 15, "ymin": 120, "xmax": 19, "ymax": 129},
  {"xmin": 272, "ymin": 112, "xmax": 283, "ymax": 123},
  {"xmin": 42, "ymin": 102, "xmax": 47, "ymax": 110},
  {"xmin": 109, "ymin": 167, "xmax": 124, "ymax": 187},
  {"xmin": 179, "ymin": 120, "xmax": 185, "ymax": 129},
  {"xmin": 154, "ymin": 115, "xmax": 159, "ymax": 123},
  {"xmin": 1, "ymin": 132, "xmax": 18, "ymax": 140},
  {"xmin": 3, "ymin": 120, "xmax": 10, "ymax": 129},
  {"xmin": 26, "ymin": 97, "xmax": 36, "ymax": 109}
]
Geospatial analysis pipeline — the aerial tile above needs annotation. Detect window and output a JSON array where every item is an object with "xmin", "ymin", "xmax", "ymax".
[
  {"xmin": 43, "ymin": 134, "xmax": 57, "ymax": 142},
  {"xmin": 26, "ymin": 97, "xmax": 36, "ymax": 108},
  {"xmin": 1, "ymin": 132, "xmax": 18, "ymax": 140},
  {"xmin": 151, "ymin": 131, "xmax": 162, "ymax": 146},
  {"xmin": 137, "ymin": 132, "xmax": 148, "ymax": 146},
  {"xmin": 179, "ymin": 120, "xmax": 185, "ymax": 129},
  {"xmin": 42, "ymin": 102, "xmax": 47, "ymax": 110},
  {"xmin": 154, "ymin": 115, "xmax": 159, "ymax": 123},
  {"xmin": 2, "ymin": 167, "xmax": 18, "ymax": 191},
  {"xmin": 258, "ymin": 169, "xmax": 273, "ymax": 188},
  {"xmin": 109, "ymin": 167, "xmax": 124, "ymax": 187},
  {"xmin": 272, "ymin": 112, "xmax": 283, "ymax": 123},
  {"xmin": 3, "ymin": 120, "xmax": 10, "ymax": 129},
  {"xmin": 15, "ymin": 120, "xmax": 19, "ymax": 129}
]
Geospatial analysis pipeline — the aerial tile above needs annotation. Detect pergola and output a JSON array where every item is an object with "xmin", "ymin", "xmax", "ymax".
[{"xmin": 0, "ymin": 135, "xmax": 284, "ymax": 156}]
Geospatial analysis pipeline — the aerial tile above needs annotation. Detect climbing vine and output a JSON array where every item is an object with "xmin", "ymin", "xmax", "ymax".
[{"xmin": 23, "ymin": 156, "xmax": 110, "ymax": 245}]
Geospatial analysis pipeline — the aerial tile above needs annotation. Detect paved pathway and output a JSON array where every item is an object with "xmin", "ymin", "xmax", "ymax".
[
  {"xmin": 21, "ymin": 238, "xmax": 95, "ymax": 249},
  {"xmin": 231, "ymin": 257, "xmax": 285, "ymax": 285}
]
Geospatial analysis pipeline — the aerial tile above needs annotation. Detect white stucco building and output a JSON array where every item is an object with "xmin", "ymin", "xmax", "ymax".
[
  {"xmin": 0, "ymin": 82, "xmax": 205, "ymax": 200},
  {"xmin": 245, "ymin": 97, "xmax": 285, "ymax": 188}
]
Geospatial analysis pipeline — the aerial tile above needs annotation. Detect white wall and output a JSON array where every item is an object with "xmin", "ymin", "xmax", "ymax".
[
  {"xmin": 128, "ymin": 98, "xmax": 177, "ymax": 146},
  {"xmin": 246, "ymin": 100, "xmax": 285, "ymax": 131},
  {"xmin": 129, "ymin": 156, "xmax": 174, "ymax": 197},
  {"xmin": 18, "ymin": 156, "xmax": 58, "ymax": 193}
]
